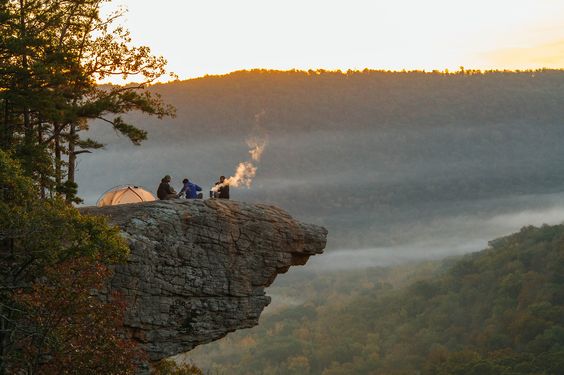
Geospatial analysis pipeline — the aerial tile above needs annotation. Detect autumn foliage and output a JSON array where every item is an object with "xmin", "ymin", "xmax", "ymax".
[
  {"xmin": 0, "ymin": 151, "xmax": 143, "ymax": 372},
  {"xmin": 186, "ymin": 225, "xmax": 564, "ymax": 374},
  {"xmin": 9, "ymin": 257, "xmax": 144, "ymax": 374},
  {"xmin": 153, "ymin": 359, "xmax": 204, "ymax": 375},
  {"xmin": 0, "ymin": 0, "xmax": 177, "ymax": 371}
]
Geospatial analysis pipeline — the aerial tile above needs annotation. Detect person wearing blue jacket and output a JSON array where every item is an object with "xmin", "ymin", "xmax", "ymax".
[{"xmin": 179, "ymin": 178, "xmax": 203, "ymax": 199}]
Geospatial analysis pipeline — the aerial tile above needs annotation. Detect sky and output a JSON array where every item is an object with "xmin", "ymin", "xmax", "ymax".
[{"xmin": 101, "ymin": 0, "xmax": 564, "ymax": 80}]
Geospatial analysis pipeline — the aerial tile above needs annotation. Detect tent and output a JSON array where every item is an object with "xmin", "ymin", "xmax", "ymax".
[{"xmin": 96, "ymin": 185, "xmax": 156, "ymax": 207}]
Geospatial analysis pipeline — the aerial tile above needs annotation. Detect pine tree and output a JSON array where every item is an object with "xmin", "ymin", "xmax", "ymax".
[{"xmin": 0, "ymin": 0, "xmax": 175, "ymax": 202}]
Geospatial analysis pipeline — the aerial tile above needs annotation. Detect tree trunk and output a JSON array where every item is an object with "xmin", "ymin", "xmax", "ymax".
[
  {"xmin": 38, "ymin": 121, "xmax": 46, "ymax": 199},
  {"xmin": 0, "ymin": 100, "xmax": 10, "ymax": 150},
  {"xmin": 67, "ymin": 123, "xmax": 76, "ymax": 185},
  {"xmin": 0, "ymin": 309, "xmax": 7, "ymax": 375},
  {"xmin": 0, "ymin": 236, "xmax": 15, "ymax": 375},
  {"xmin": 54, "ymin": 123, "xmax": 62, "ymax": 189},
  {"xmin": 19, "ymin": 0, "xmax": 33, "ymax": 175}
]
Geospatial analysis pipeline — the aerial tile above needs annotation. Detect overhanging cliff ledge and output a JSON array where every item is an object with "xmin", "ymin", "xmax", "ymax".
[{"xmin": 80, "ymin": 199, "xmax": 327, "ymax": 361}]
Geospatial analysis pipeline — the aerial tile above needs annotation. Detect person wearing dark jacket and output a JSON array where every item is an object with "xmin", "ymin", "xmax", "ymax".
[
  {"xmin": 157, "ymin": 175, "xmax": 177, "ymax": 200},
  {"xmin": 215, "ymin": 175, "xmax": 230, "ymax": 199},
  {"xmin": 179, "ymin": 178, "xmax": 202, "ymax": 199}
]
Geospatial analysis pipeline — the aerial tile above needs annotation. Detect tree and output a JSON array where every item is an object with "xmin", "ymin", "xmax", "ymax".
[
  {"xmin": 0, "ymin": 0, "xmax": 175, "ymax": 201},
  {"xmin": 10, "ymin": 258, "xmax": 144, "ymax": 374},
  {"xmin": 0, "ymin": 150, "xmax": 136, "ymax": 373},
  {"xmin": 0, "ymin": 1, "xmax": 176, "ymax": 370}
]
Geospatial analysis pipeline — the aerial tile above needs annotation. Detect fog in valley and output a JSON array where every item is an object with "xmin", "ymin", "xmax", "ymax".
[{"xmin": 77, "ymin": 70, "xmax": 564, "ymax": 270}]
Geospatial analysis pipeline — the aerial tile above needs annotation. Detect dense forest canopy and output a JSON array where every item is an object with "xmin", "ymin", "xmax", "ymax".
[{"xmin": 184, "ymin": 224, "xmax": 564, "ymax": 375}]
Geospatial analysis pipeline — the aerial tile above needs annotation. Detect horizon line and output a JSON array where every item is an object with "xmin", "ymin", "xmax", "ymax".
[{"xmin": 99, "ymin": 67, "xmax": 564, "ymax": 87}]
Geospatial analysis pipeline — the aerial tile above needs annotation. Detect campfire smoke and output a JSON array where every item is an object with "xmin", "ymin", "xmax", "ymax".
[{"xmin": 212, "ymin": 111, "xmax": 268, "ymax": 192}]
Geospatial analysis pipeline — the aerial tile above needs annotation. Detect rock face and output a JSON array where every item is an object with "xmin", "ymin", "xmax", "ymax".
[{"xmin": 81, "ymin": 199, "xmax": 327, "ymax": 362}]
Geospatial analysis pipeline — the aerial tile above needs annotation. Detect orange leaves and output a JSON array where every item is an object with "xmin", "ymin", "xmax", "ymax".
[{"xmin": 12, "ymin": 257, "xmax": 145, "ymax": 375}]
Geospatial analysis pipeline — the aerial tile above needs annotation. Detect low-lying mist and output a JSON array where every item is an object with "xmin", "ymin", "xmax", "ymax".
[{"xmin": 307, "ymin": 194, "xmax": 564, "ymax": 271}]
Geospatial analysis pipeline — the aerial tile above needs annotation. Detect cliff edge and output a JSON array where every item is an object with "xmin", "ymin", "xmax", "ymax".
[{"xmin": 81, "ymin": 199, "xmax": 327, "ymax": 361}]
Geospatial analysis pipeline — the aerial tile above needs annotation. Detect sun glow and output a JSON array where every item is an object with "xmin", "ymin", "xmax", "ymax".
[{"xmin": 101, "ymin": 0, "xmax": 564, "ymax": 83}]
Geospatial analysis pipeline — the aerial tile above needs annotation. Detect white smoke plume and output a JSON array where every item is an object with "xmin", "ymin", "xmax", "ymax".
[{"xmin": 212, "ymin": 111, "xmax": 268, "ymax": 192}]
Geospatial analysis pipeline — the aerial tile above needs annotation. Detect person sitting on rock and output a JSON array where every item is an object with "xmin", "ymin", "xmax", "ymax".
[
  {"xmin": 179, "ymin": 178, "xmax": 203, "ymax": 199},
  {"xmin": 214, "ymin": 175, "xmax": 230, "ymax": 199},
  {"xmin": 157, "ymin": 175, "xmax": 177, "ymax": 200}
]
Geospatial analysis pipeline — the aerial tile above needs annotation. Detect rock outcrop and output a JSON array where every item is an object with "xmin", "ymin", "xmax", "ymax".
[{"xmin": 81, "ymin": 199, "xmax": 327, "ymax": 361}]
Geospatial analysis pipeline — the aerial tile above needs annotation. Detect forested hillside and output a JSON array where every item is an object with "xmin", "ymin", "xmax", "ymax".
[
  {"xmin": 184, "ymin": 224, "xmax": 564, "ymax": 374},
  {"xmin": 80, "ymin": 70, "xmax": 564, "ymax": 254},
  {"xmin": 151, "ymin": 69, "xmax": 564, "ymax": 136}
]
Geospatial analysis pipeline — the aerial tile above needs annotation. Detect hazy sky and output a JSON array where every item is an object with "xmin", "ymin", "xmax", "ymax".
[{"xmin": 103, "ymin": 0, "xmax": 564, "ymax": 80}]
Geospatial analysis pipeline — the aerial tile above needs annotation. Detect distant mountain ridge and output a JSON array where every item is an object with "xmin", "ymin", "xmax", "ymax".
[{"xmin": 136, "ymin": 69, "xmax": 564, "ymax": 137}]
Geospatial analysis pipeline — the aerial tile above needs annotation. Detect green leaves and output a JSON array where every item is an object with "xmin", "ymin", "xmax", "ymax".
[
  {"xmin": 0, "ymin": 151, "xmax": 134, "ymax": 373},
  {"xmin": 0, "ymin": 0, "xmax": 177, "ymax": 368},
  {"xmin": 0, "ymin": 0, "xmax": 175, "ymax": 197},
  {"xmin": 111, "ymin": 116, "xmax": 147, "ymax": 145},
  {"xmin": 0, "ymin": 149, "xmax": 35, "ymax": 203}
]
